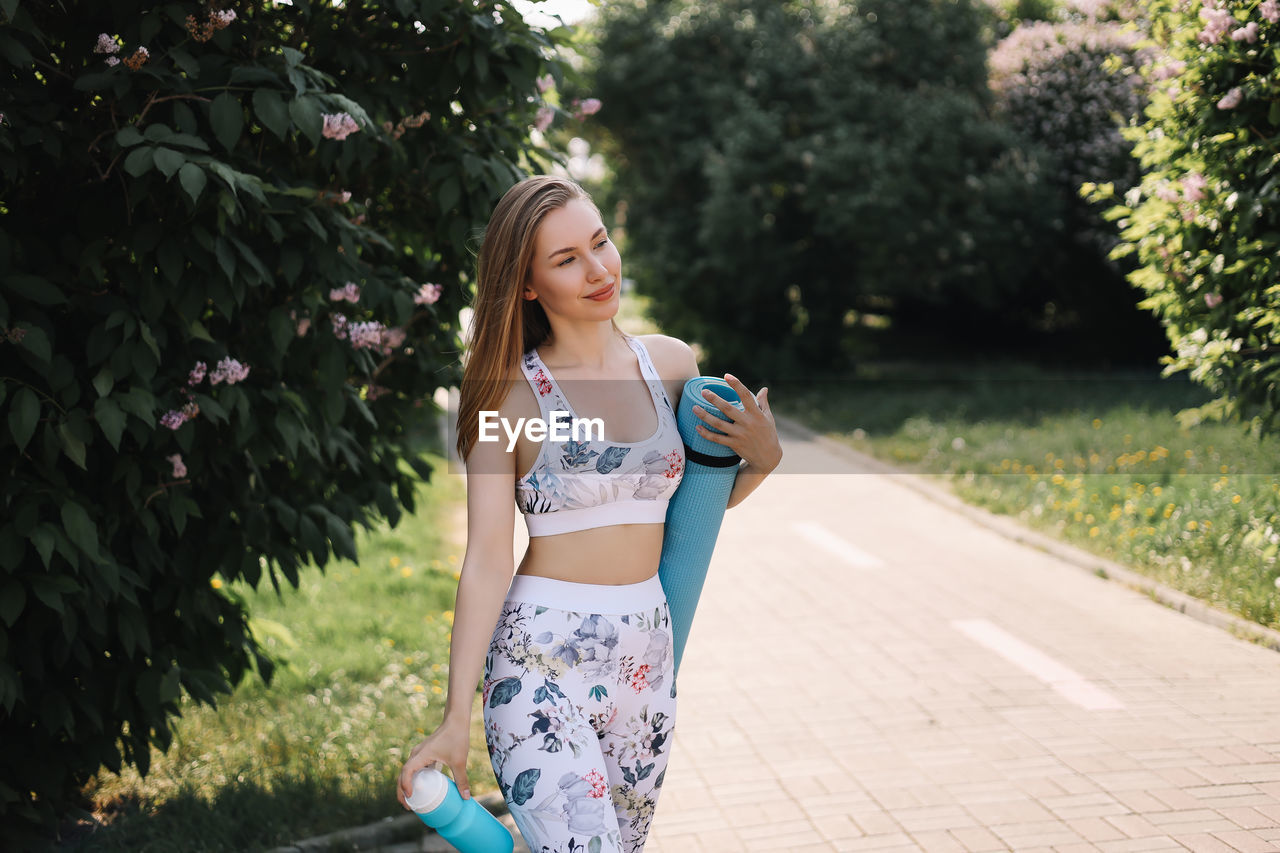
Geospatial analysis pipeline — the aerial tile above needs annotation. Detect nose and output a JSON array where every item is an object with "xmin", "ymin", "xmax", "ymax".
[{"xmin": 585, "ymin": 253, "xmax": 610, "ymax": 280}]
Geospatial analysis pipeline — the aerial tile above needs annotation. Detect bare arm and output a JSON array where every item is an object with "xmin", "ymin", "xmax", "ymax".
[{"xmin": 397, "ymin": 411, "xmax": 516, "ymax": 804}]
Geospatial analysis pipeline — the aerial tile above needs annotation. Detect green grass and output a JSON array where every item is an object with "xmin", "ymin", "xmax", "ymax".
[
  {"xmin": 69, "ymin": 449, "xmax": 493, "ymax": 852},
  {"xmin": 785, "ymin": 358, "xmax": 1280, "ymax": 632}
]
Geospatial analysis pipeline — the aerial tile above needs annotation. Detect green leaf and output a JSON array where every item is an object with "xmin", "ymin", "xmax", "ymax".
[
  {"xmin": 94, "ymin": 397, "xmax": 126, "ymax": 451},
  {"xmin": 189, "ymin": 319, "xmax": 214, "ymax": 342},
  {"xmin": 30, "ymin": 524, "xmax": 54, "ymax": 568},
  {"xmin": 142, "ymin": 123, "xmax": 175, "ymax": 142},
  {"xmin": 0, "ymin": 32, "xmax": 33, "ymax": 68},
  {"xmin": 115, "ymin": 126, "xmax": 146, "ymax": 147},
  {"xmin": 179, "ymin": 162, "xmax": 207, "ymax": 204},
  {"xmin": 253, "ymin": 89, "xmax": 291, "ymax": 140},
  {"xmin": 30, "ymin": 576, "xmax": 64, "ymax": 615},
  {"xmin": 438, "ymin": 176, "xmax": 461, "ymax": 212},
  {"xmin": 58, "ymin": 422, "xmax": 87, "ymax": 470},
  {"xmin": 214, "ymin": 237, "xmax": 236, "ymax": 283},
  {"xmin": 4, "ymin": 273, "xmax": 66, "ymax": 305},
  {"xmin": 0, "ymin": 0, "xmax": 19, "ymax": 23},
  {"xmin": 19, "ymin": 325, "xmax": 51, "ymax": 363},
  {"xmin": 92, "ymin": 366, "xmax": 115, "ymax": 398},
  {"xmin": 61, "ymin": 501, "xmax": 100, "ymax": 561},
  {"xmin": 153, "ymin": 147, "xmax": 186, "ymax": 179},
  {"xmin": 210, "ymin": 92, "xmax": 243, "ymax": 152},
  {"xmin": 8, "ymin": 387, "xmax": 38, "ymax": 453},
  {"xmin": 165, "ymin": 133, "xmax": 210, "ymax": 151},
  {"xmin": 159, "ymin": 666, "xmax": 182, "ymax": 704},
  {"xmin": 289, "ymin": 96, "xmax": 324, "ymax": 146},
  {"xmin": 0, "ymin": 581, "xmax": 24, "ymax": 627},
  {"xmin": 138, "ymin": 321, "xmax": 161, "ymax": 361},
  {"xmin": 123, "ymin": 146, "xmax": 155, "ymax": 177},
  {"xmin": 324, "ymin": 512, "xmax": 357, "ymax": 562}
]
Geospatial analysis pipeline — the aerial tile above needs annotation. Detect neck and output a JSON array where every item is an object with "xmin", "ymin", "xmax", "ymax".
[{"xmin": 540, "ymin": 322, "xmax": 626, "ymax": 371}]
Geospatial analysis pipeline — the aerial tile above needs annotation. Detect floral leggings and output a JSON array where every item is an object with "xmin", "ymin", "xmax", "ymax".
[{"xmin": 483, "ymin": 573, "xmax": 677, "ymax": 853}]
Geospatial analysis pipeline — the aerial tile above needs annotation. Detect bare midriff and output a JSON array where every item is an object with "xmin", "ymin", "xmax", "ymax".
[{"xmin": 515, "ymin": 523, "xmax": 665, "ymax": 586}]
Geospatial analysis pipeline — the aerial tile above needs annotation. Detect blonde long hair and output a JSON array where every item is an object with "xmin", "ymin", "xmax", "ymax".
[{"xmin": 457, "ymin": 175, "xmax": 623, "ymax": 464}]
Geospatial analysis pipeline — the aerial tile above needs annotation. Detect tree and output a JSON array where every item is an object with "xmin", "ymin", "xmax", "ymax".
[{"xmin": 1084, "ymin": 0, "xmax": 1280, "ymax": 436}]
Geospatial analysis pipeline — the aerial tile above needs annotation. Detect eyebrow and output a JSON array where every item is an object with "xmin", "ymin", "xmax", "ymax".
[{"xmin": 548, "ymin": 227, "xmax": 606, "ymax": 260}]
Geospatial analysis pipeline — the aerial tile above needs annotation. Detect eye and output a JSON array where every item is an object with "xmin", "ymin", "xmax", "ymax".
[
  {"xmin": 557, "ymin": 256, "xmax": 574, "ymax": 267},
  {"xmin": 595, "ymin": 237, "xmax": 609, "ymax": 249}
]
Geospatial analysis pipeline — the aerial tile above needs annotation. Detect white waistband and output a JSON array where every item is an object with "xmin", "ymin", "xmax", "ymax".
[
  {"xmin": 505, "ymin": 572, "xmax": 667, "ymax": 614},
  {"xmin": 523, "ymin": 498, "xmax": 670, "ymax": 537}
]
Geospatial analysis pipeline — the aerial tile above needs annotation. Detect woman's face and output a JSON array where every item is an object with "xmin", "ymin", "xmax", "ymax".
[{"xmin": 523, "ymin": 198, "xmax": 622, "ymax": 318}]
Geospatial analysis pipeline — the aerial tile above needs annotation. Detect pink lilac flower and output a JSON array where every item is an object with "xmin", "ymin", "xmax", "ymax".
[
  {"xmin": 1262, "ymin": 0, "xmax": 1280, "ymax": 22},
  {"xmin": 534, "ymin": 106, "xmax": 555, "ymax": 133},
  {"xmin": 321, "ymin": 113, "xmax": 360, "ymax": 141},
  {"xmin": 214, "ymin": 9, "xmax": 236, "ymax": 25},
  {"xmin": 1217, "ymin": 86, "xmax": 1244, "ymax": 109},
  {"xmin": 105, "ymin": 56, "xmax": 121, "ymax": 67},
  {"xmin": 296, "ymin": 317, "xmax": 311, "ymax": 336},
  {"xmin": 209, "ymin": 356, "xmax": 250, "ymax": 385},
  {"xmin": 1198, "ymin": 5, "xmax": 1234, "ymax": 43},
  {"xmin": 330, "ymin": 282, "xmax": 361, "ymax": 302},
  {"xmin": 1204, "ymin": 292, "xmax": 1224, "ymax": 308},
  {"xmin": 380, "ymin": 326, "xmax": 407, "ymax": 355},
  {"xmin": 1181, "ymin": 171, "xmax": 1207, "ymax": 201},
  {"xmin": 1153, "ymin": 60, "xmax": 1185, "ymax": 80},
  {"xmin": 94, "ymin": 33, "xmax": 120, "ymax": 54},
  {"xmin": 536, "ymin": 74, "xmax": 554, "ymax": 93},
  {"xmin": 167, "ymin": 453, "xmax": 187, "ymax": 478},
  {"xmin": 575, "ymin": 98, "xmax": 602, "ymax": 118},
  {"xmin": 332, "ymin": 314, "xmax": 350, "ymax": 340},
  {"xmin": 414, "ymin": 283, "xmax": 443, "ymax": 305},
  {"xmin": 1154, "ymin": 182, "xmax": 1180, "ymax": 202},
  {"xmin": 340, "ymin": 190, "xmax": 352, "ymax": 203},
  {"xmin": 347, "ymin": 320, "xmax": 387, "ymax": 350},
  {"xmin": 160, "ymin": 410, "xmax": 187, "ymax": 430},
  {"xmin": 1231, "ymin": 21, "xmax": 1259, "ymax": 41},
  {"xmin": 189, "ymin": 360, "xmax": 208, "ymax": 385}
]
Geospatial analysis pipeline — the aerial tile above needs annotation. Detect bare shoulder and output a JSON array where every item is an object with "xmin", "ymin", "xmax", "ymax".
[{"xmin": 638, "ymin": 334, "xmax": 699, "ymax": 383}]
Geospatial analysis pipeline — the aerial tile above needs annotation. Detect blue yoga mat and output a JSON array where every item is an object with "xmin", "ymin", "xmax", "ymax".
[{"xmin": 659, "ymin": 377, "xmax": 744, "ymax": 676}]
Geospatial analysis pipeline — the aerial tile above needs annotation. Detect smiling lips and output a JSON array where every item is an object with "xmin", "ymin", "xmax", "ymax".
[{"xmin": 585, "ymin": 282, "xmax": 615, "ymax": 300}]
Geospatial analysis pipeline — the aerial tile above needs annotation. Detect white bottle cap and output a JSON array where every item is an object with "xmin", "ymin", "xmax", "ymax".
[{"xmin": 405, "ymin": 767, "xmax": 449, "ymax": 814}]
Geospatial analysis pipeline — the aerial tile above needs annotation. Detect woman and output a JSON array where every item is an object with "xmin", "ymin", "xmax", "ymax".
[{"xmin": 397, "ymin": 175, "xmax": 782, "ymax": 852}]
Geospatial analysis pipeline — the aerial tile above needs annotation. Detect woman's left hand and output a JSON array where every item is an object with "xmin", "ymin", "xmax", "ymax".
[{"xmin": 691, "ymin": 373, "xmax": 783, "ymax": 473}]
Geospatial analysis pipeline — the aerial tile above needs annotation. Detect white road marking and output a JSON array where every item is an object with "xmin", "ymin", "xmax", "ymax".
[
  {"xmin": 791, "ymin": 520, "xmax": 886, "ymax": 568},
  {"xmin": 952, "ymin": 618, "xmax": 1125, "ymax": 711}
]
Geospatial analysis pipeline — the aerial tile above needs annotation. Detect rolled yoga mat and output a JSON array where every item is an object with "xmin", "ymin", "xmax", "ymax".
[{"xmin": 659, "ymin": 376, "xmax": 745, "ymax": 676}]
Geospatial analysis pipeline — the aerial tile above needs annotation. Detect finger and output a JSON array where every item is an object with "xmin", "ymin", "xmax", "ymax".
[
  {"xmin": 698, "ymin": 386, "xmax": 731, "ymax": 416},
  {"xmin": 695, "ymin": 422, "xmax": 724, "ymax": 443},
  {"xmin": 454, "ymin": 763, "xmax": 472, "ymax": 799},
  {"xmin": 723, "ymin": 373, "xmax": 762, "ymax": 411}
]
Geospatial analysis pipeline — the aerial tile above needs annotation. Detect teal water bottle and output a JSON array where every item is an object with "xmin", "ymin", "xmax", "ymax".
[{"xmin": 405, "ymin": 767, "xmax": 514, "ymax": 853}]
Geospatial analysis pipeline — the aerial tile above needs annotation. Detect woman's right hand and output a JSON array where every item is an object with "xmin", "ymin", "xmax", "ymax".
[{"xmin": 397, "ymin": 715, "xmax": 473, "ymax": 808}]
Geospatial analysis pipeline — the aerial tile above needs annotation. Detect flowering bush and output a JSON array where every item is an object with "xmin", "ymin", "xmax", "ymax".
[
  {"xmin": 0, "ymin": 0, "xmax": 565, "ymax": 839},
  {"xmin": 1083, "ymin": 0, "xmax": 1280, "ymax": 436},
  {"xmin": 988, "ymin": 20, "xmax": 1152, "ymax": 210}
]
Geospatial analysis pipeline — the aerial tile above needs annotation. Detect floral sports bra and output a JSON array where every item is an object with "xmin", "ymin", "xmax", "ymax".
[{"xmin": 515, "ymin": 335, "xmax": 685, "ymax": 537}]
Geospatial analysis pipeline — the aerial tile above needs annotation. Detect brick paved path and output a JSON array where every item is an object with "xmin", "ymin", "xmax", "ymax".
[{"xmin": 609, "ymin": 417, "xmax": 1280, "ymax": 853}]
